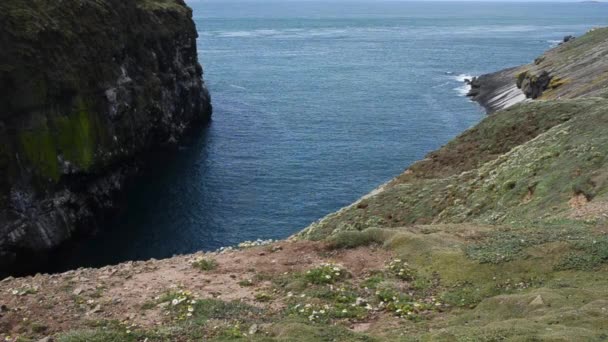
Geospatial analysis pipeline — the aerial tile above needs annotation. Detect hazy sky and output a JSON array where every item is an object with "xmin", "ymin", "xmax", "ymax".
[{"xmin": 191, "ymin": 0, "xmax": 597, "ymax": 3}]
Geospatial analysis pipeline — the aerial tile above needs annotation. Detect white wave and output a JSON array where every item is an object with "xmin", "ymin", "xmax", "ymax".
[
  {"xmin": 450, "ymin": 74, "xmax": 475, "ymax": 97},
  {"xmin": 547, "ymin": 39, "xmax": 562, "ymax": 47},
  {"xmin": 230, "ymin": 84, "xmax": 247, "ymax": 90},
  {"xmin": 209, "ymin": 27, "xmax": 352, "ymax": 39},
  {"xmin": 219, "ymin": 31, "xmax": 256, "ymax": 38}
]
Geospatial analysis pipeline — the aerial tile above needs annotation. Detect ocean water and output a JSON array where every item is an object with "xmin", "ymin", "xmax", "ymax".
[{"xmin": 55, "ymin": 1, "xmax": 608, "ymax": 270}]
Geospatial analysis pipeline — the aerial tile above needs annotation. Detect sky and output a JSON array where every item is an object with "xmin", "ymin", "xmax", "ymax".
[{"xmin": 189, "ymin": 0, "xmax": 597, "ymax": 3}]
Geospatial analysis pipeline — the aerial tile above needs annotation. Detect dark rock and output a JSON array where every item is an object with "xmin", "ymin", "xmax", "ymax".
[
  {"xmin": 517, "ymin": 70, "xmax": 552, "ymax": 99},
  {"xmin": 0, "ymin": 0, "xmax": 212, "ymax": 275},
  {"xmin": 563, "ymin": 35, "xmax": 575, "ymax": 43}
]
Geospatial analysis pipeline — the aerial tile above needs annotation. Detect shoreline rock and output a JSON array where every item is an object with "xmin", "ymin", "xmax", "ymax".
[{"xmin": 466, "ymin": 66, "xmax": 527, "ymax": 113}]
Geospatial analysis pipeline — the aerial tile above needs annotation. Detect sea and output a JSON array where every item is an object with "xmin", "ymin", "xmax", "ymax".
[{"xmin": 53, "ymin": 1, "xmax": 608, "ymax": 271}]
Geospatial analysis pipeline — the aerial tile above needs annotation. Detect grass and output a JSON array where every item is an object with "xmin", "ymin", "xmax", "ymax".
[
  {"xmin": 192, "ymin": 257, "xmax": 218, "ymax": 271},
  {"xmin": 301, "ymin": 98, "xmax": 608, "ymax": 241}
]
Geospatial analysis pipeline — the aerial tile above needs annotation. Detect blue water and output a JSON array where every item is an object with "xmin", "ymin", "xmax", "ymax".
[{"xmin": 57, "ymin": 1, "xmax": 608, "ymax": 270}]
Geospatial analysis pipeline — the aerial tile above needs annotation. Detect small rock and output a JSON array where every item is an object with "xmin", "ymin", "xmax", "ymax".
[
  {"xmin": 271, "ymin": 245, "xmax": 283, "ymax": 252},
  {"xmin": 87, "ymin": 304, "xmax": 102, "ymax": 315},
  {"xmin": 530, "ymin": 295, "xmax": 544, "ymax": 306},
  {"xmin": 73, "ymin": 287, "xmax": 84, "ymax": 296},
  {"xmin": 248, "ymin": 324, "xmax": 258, "ymax": 335},
  {"xmin": 355, "ymin": 297, "xmax": 368, "ymax": 306},
  {"xmin": 38, "ymin": 337, "xmax": 54, "ymax": 342},
  {"xmin": 563, "ymin": 35, "xmax": 575, "ymax": 43}
]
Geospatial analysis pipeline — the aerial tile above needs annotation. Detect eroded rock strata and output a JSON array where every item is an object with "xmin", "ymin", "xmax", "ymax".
[
  {"xmin": 468, "ymin": 29, "xmax": 608, "ymax": 113},
  {"xmin": 0, "ymin": 0, "xmax": 212, "ymax": 274}
]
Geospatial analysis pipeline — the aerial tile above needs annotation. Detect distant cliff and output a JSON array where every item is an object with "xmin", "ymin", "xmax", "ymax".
[
  {"xmin": 0, "ymin": 0, "xmax": 212, "ymax": 274},
  {"xmin": 467, "ymin": 28, "xmax": 608, "ymax": 113}
]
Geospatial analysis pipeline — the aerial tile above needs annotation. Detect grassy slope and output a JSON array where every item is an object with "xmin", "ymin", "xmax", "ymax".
[
  {"xmin": 5, "ymin": 19, "xmax": 608, "ymax": 342},
  {"xmin": 292, "ymin": 27, "xmax": 608, "ymax": 340}
]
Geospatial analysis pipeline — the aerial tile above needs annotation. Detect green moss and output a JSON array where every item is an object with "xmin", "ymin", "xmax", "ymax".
[
  {"xmin": 53, "ymin": 100, "xmax": 96, "ymax": 170},
  {"xmin": 19, "ymin": 124, "xmax": 60, "ymax": 182},
  {"xmin": 515, "ymin": 70, "xmax": 529, "ymax": 88},
  {"xmin": 548, "ymin": 77, "xmax": 568, "ymax": 89},
  {"xmin": 16, "ymin": 99, "xmax": 101, "ymax": 182}
]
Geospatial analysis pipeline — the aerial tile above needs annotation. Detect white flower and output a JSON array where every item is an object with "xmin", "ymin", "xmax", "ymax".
[
  {"xmin": 171, "ymin": 299, "xmax": 179, "ymax": 306},
  {"xmin": 342, "ymin": 309, "xmax": 348, "ymax": 313},
  {"xmin": 325, "ymin": 275, "xmax": 331, "ymax": 279}
]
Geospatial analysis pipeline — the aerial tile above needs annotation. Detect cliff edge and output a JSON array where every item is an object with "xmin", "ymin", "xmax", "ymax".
[{"xmin": 0, "ymin": 0, "xmax": 212, "ymax": 275}]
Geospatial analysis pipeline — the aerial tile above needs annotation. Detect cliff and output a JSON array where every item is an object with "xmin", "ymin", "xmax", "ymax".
[
  {"xmin": 1, "ymin": 24, "xmax": 608, "ymax": 342},
  {"xmin": 0, "ymin": 0, "xmax": 212, "ymax": 275},
  {"xmin": 468, "ymin": 28, "xmax": 608, "ymax": 113}
]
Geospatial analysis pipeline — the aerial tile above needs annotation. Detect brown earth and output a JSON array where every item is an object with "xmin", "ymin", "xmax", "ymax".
[{"xmin": 0, "ymin": 241, "xmax": 393, "ymax": 340}]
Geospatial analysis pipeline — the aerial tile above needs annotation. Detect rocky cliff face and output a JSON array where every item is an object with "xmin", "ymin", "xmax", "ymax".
[
  {"xmin": 468, "ymin": 28, "xmax": 608, "ymax": 113},
  {"xmin": 0, "ymin": 0, "xmax": 212, "ymax": 274}
]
